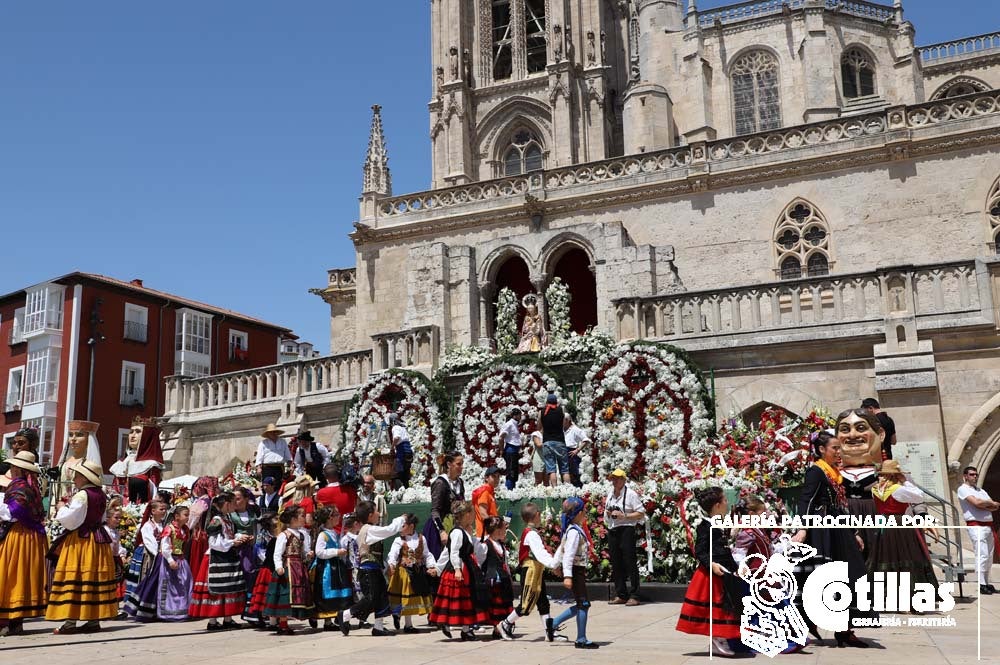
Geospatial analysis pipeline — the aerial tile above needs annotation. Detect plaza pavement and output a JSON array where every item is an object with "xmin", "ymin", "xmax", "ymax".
[{"xmin": 3, "ymin": 587, "xmax": 997, "ymax": 665}]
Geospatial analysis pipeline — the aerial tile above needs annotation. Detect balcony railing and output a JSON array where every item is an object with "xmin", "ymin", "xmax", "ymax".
[
  {"xmin": 165, "ymin": 348, "xmax": 374, "ymax": 415},
  {"xmin": 2, "ymin": 392, "xmax": 22, "ymax": 413},
  {"xmin": 919, "ymin": 31, "xmax": 1000, "ymax": 64},
  {"xmin": 120, "ymin": 387, "xmax": 145, "ymax": 407},
  {"xmin": 8, "ymin": 324, "xmax": 25, "ymax": 345},
  {"xmin": 371, "ymin": 90, "xmax": 1000, "ymax": 223},
  {"xmin": 124, "ymin": 321, "xmax": 148, "ymax": 343},
  {"xmin": 613, "ymin": 261, "xmax": 982, "ymax": 343},
  {"xmin": 693, "ymin": 0, "xmax": 894, "ymax": 29}
]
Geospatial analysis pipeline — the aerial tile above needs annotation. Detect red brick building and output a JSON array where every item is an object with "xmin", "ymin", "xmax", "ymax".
[{"xmin": 0, "ymin": 273, "xmax": 292, "ymax": 467}]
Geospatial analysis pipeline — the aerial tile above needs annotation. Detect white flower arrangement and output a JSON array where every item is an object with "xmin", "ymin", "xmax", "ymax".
[
  {"xmin": 438, "ymin": 343, "xmax": 497, "ymax": 376},
  {"xmin": 578, "ymin": 342, "xmax": 714, "ymax": 484},
  {"xmin": 452, "ymin": 362, "xmax": 561, "ymax": 487},
  {"xmin": 544, "ymin": 278, "xmax": 571, "ymax": 347},
  {"xmin": 494, "ymin": 287, "xmax": 519, "ymax": 355},
  {"xmin": 539, "ymin": 329, "xmax": 616, "ymax": 363},
  {"xmin": 343, "ymin": 370, "xmax": 444, "ymax": 486}
]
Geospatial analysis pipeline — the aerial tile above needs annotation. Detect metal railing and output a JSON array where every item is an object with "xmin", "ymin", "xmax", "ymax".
[
  {"xmin": 910, "ymin": 480, "xmax": 967, "ymax": 596},
  {"xmin": 123, "ymin": 320, "xmax": 148, "ymax": 343}
]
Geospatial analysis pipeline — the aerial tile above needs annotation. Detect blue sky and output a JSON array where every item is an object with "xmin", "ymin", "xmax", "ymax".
[{"xmin": 0, "ymin": 1, "xmax": 994, "ymax": 353}]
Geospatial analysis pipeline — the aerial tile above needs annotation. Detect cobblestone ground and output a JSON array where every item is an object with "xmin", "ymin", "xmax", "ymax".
[{"xmin": 3, "ymin": 588, "xmax": 996, "ymax": 665}]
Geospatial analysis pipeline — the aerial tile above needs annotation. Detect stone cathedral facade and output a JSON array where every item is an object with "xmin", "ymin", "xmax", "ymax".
[{"xmin": 164, "ymin": 1, "xmax": 1000, "ymax": 502}]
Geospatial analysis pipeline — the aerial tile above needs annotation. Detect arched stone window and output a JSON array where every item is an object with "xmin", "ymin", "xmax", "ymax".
[
  {"xmin": 774, "ymin": 200, "xmax": 832, "ymax": 280},
  {"xmin": 503, "ymin": 128, "xmax": 544, "ymax": 175},
  {"xmin": 840, "ymin": 48, "xmax": 876, "ymax": 99},
  {"xmin": 489, "ymin": 0, "xmax": 547, "ymax": 81},
  {"xmin": 931, "ymin": 76, "xmax": 989, "ymax": 100},
  {"xmin": 731, "ymin": 50, "xmax": 781, "ymax": 136},
  {"xmin": 988, "ymin": 178, "xmax": 1000, "ymax": 253}
]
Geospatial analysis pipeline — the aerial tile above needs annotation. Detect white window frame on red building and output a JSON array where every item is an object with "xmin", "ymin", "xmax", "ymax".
[
  {"xmin": 124, "ymin": 303, "xmax": 149, "ymax": 343},
  {"xmin": 4, "ymin": 365, "xmax": 24, "ymax": 412},
  {"xmin": 120, "ymin": 360, "xmax": 145, "ymax": 406},
  {"xmin": 175, "ymin": 308, "xmax": 212, "ymax": 378},
  {"xmin": 22, "ymin": 283, "xmax": 64, "ymax": 337}
]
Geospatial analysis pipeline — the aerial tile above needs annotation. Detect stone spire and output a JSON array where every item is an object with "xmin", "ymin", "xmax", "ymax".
[{"xmin": 362, "ymin": 104, "xmax": 392, "ymax": 196}]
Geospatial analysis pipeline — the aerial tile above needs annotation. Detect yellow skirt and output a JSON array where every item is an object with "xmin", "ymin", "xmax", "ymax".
[
  {"xmin": 0, "ymin": 523, "xmax": 48, "ymax": 620},
  {"xmin": 387, "ymin": 566, "xmax": 433, "ymax": 616},
  {"xmin": 45, "ymin": 530, "xmax": 119, "ymax": 622}
]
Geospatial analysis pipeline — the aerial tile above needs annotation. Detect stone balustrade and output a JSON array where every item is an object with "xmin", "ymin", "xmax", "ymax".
[
  {"xmin": 371, "ymin": 325, "xmax": 440, "ymax": 372},
  {"xmin": 919, "ymin": 31, "xmax": 1000, "ymax": 64},
  {"xmin": 694, "ymin": 0, "xmax": 893, "ymax": 28},
  {"xmin": 614, "ymin": 261, "xmax": 982, "ymax": 343},
  {"xmin": 371, "ymin": 90, "xmax": 1000, "ymax": 222},
  {"xmin": 164, "ymin": 349, "xmax": 373, "ymax": 415}
]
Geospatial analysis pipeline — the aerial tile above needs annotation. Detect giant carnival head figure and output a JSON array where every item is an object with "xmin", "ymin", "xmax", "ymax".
[
  {"xmin": 127, "ymin": 416, "xmax": 157, "ymax": 453},
  {"xmin": 835, "ymin": 408, "xmax": 883, "ymax": 468}
]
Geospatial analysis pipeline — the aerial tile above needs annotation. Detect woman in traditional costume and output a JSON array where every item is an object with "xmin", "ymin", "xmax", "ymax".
[
  {"xmin": 187, "ymin": 476, "xmax": 219, "ymax": 570},
  {"xmin": 155, "ymin": 505, "xmax": 193, "ymax": 620},
  {"xmin": 792, "ymin": 430, "xmax": 874, "ymax": 648},
  {"xmin": 387, "ymin": 513, "xmax": 436, "ymax": 632},
  {"xmin": 263, "ymin": 506, "xmax": 314, "ymax": 634},
  {"xmin": 188, "ymin": 493, "xmax": 250, "ymax": 629},
  {"xmin": 0, "ymin": 428, "xmax": 39, "ymax": 491},
  {"xmin": 312, "ymin": 506, "xmax": 353, "ymax": 630},
  {"xmin": 429, "ymin": 501, "xmax": 488, "ymax": 640},
  {"xmin": 0, "ymin": 451, "xmax": 47, "ymax": 636},
  {"xmin": 124, "ymin": 498, "xmax": 168, "ymax": 617},
  {"xmin": 46, "ymin": 460, "xmax": 118, "ymax": 634},
  {"xmin": 675, "ymin": 487, "xmax": 748, "ymax": 657},
  {"xmin": 422, "ymin": 453, "xmax": 465, "ymax": 562},
  {"xmin": 868, "ymin": 460, "xmax": 939, "ymax": 596},
  {"xmin": 230, "ymin": 486, "xmax": 261, "ymax": 624}
]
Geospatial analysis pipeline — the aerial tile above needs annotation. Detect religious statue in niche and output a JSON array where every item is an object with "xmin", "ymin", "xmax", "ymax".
[
  {"xmin": 110, "ymin": 415, "xmax": 164, "ymax": 504},
  {"xmin": 515, "ymin": 293, "xmax": 549, "ymax": 353}
]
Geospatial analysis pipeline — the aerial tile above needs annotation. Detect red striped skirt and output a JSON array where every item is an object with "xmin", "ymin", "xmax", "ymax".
[
  {"xmin": 187, "ymin": 552, "xmax": 245, "ymax": 618},
  {"xmin": 428, "ymin": 564, "xmax": 489, "ymax": 627},
  {"xmin": 248, "ymin": 568, "xmax": 274, "ymax": 615},
  {"xmin": 675, "ymin": 566, "xmax": 742, "ymax": 639},
  {"xmin": 486, "ymin": 581, "xmax": 514, "ymax": 626}
]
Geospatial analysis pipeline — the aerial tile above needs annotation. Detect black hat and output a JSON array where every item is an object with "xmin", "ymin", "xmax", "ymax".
[
  {"xmin": 297, "ymin": 431, "xmax": 315, "ymax": 442},
  {"xmin": 484, "ymin": 465, "xmax": 502, "ymax": 477}
]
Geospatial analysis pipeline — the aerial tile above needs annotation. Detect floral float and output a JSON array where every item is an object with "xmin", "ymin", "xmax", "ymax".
[
  {"xmin": 578, "ymin": 341, "xmax": 715, "ymax": 482},
  {"xmin": 452, "ymin": 361, "xmax": 560, "ymax": 487},
  {"xmin": 341, "ymin": 369, "xmax": 444, "ymax": 487}
]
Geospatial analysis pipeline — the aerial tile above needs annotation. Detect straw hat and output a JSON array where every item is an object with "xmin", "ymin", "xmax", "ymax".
[
  {"xmin": 261, "ymin": 423, "xmax": 285, "ymax": 437},
  {"xmin": 281, "ymin": 474, "xmax": 317, "ymax": 499},
  {"xmin": 71, "ymin": 459, "xmax": 104, "ymax": 487},
  {"xmin": 7, "ymin": 450, "xmax": 40, "ymax": 475},
  {"xmin": 879, "ymin": 459, "xmax": 906, "ymax": 476}
]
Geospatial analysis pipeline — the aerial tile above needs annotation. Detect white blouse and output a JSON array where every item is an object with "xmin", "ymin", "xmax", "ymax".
[
  {"xmin": 55, "ymin": 490, "xmax": 89, "ymax": 531},
  {"xmin": 387, "ymin": 533, "xmax": 437, "ymax": 568},
  {"xmin": 273, "ymin": 527, "xmax": 313, "ymax": 570}
]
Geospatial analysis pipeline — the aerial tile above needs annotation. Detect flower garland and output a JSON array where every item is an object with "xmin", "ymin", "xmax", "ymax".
[
  {"xmin": 452, "ymin": 361, "xmax": 560, "ymax": 487},
  {"xmin": 494, "ymin": 287, "xmax": 519, "ymax": 355},
  {"xmin": 342, "ymin": 370, "xmax": 444, "ymax": 486},
  {"xmin": 438, "ymin": 343, "xmax": 497, "ymax": 376},
  {"xmin": 578, "ymin": 342, "xmax": 715, "ymax": 483},
  {"xmin": 544, "ymin": 278, "xmax": 571, "ymax": 347}
]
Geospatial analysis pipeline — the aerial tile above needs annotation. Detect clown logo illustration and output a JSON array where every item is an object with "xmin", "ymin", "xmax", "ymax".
[{"xmin": 737, "ymin": 536, "xmax": 816, "ymax": 658}]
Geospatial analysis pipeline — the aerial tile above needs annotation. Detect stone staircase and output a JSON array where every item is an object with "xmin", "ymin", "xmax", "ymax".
[{"xmin": 841, "ymin": 94, "xmax": 889, "ymax": 117}]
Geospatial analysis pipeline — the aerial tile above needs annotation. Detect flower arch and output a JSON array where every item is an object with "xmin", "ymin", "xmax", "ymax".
[
  {"xmin": 341, "ymin": 370, "xmax": 444, "ymax": 486},
  {"xmin": 578, "ymin": 342, "xmax": 715, "ymax": 482},
  {"xmin": 453, "ymin": 361, "xmax": 561, "ymax": 486}
]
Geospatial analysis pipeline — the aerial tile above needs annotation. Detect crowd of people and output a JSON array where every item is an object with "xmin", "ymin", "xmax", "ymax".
[
  {"xmin": 674, "ymin": 406, "xmax": 974, "ymax": 658},
  {"xmin": 0, "ymin": 397, "xmax": 996, "ymax": 656}
]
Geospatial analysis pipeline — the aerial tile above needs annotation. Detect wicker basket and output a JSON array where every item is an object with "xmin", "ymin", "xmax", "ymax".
[{"xmin": 371, "ymin": 453, "xmax": 397, "ymax": 481}]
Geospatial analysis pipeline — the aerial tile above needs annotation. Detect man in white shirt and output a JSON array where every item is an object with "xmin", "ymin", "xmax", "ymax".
[
  {"xmin": 388, "ymin": 413, "xmax": 414, "ymax": 490},
  {"xmin": 563, "ymin": 413, "xmax": 591, "ymax": 489},
  {"xmin": 293, "ymin": 431, "xmax": 330, "ymax": 485},
  {"xmin": 604, "ymin": 468, "xmax": 645, "ymax": 606},
  {"xmin": 956, "ymin": 465, "xmax": 1000, "ymax": 594},
  {"xmin": 255, "ymin": 423, "xmax": 291, "ymax": 484},
  {"xmin": 499, "ymin": 408, "xmax": 523, "ymax": 490}
]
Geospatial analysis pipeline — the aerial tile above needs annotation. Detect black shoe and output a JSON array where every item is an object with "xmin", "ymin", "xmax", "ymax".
[
  {"xmin": 808, "ymin": 625, "xmax": 822, "ymax": 642},
  {"xmin": 834, "ymin": 631, "xmax": 870, "ymax": 648},
  {"xmin": 78, "ymin": 621, "xmax": 102, "ymax": 634},
  {"xmin": 498, "ymin": 619, "xmax": 515, "ymax": 641},
  {"xmin": 544, "ymin": 617, "xmax": 555, "ymax": 642},
  {"xmin": 338, "ymin": 611, "xmax": 350, "ymax": 636},
  {"xmin": 206, "ymin": 622, "xmax": 224, "ymax": 631},
  {"xmin": 371, "ymin": 628, "xmax": 393, "ymax": 637},
  {"xmin": 988, "ymin": 584, "xmax": 997, "ymax": 593},
  {"xmin": 575, "ymin": 641, "xmax": 599, "ymax": 649},
  {"xmin": 359, "ymin": 621, "xmax": 372, "ymax": 629},
  {"xmin": 403, "ymin": 626, "xmax": 418, "ymax": 634},
  {"xmin": 308, "ymin": 618, "xmax": 317, "ymax": 629},
  {"xmin": 460, "ymin": 630, "xmax": 475, "ymax": 641},
  {"xmin": 393, "ymin": 614, "xmax": 400, "ymax": 630},
  {"xmin": 981, "ymin": 585, "xmax": 995, "ymax": 595},
  {"xmin": 441, "ymin": 625, "xmax": 453, "ymax": 639}
]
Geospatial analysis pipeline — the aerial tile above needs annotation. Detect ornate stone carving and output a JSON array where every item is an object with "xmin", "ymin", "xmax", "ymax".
[{"xmin": 586, "ymin": 31, "xmax": 596, "ymax": 65}]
